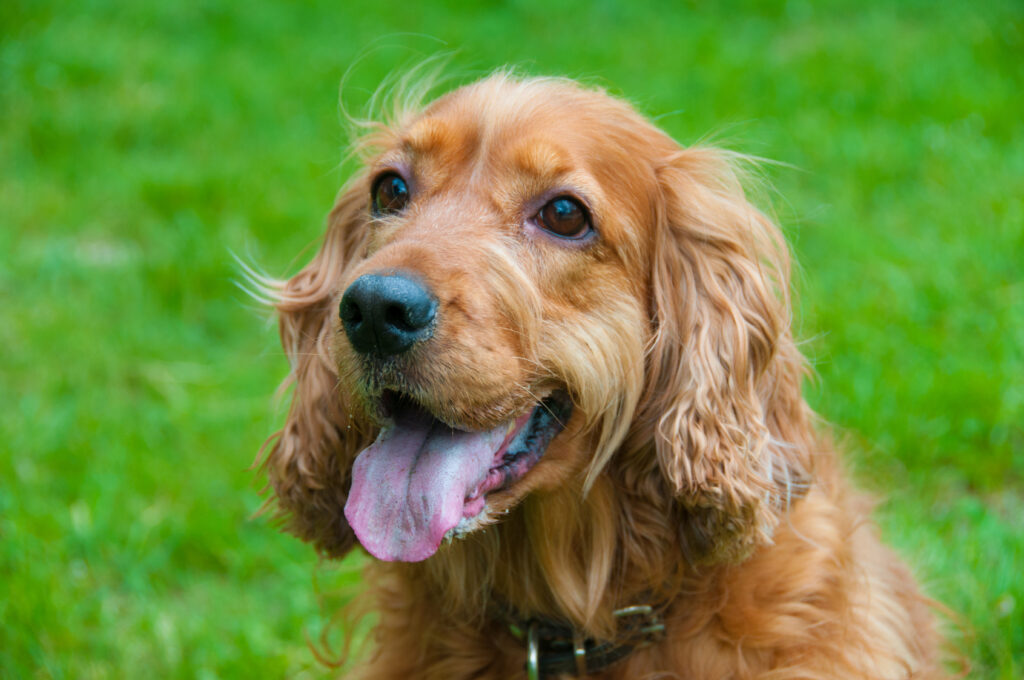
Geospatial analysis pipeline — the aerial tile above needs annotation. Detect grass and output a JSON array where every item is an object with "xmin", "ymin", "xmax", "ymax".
[{"xmin": 1, "ymin": 0, "xmax": 1021, "ymax": 677}]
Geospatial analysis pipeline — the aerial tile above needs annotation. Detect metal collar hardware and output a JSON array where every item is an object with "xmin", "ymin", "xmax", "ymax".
[{"xmin": 513, "ymin": 604, "xmax": 666, "ymax": 679}]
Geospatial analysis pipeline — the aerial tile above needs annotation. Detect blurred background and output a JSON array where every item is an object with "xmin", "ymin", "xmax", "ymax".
[{"xmin": 1, "ymin": 0, "xmax": 1021, "ymax": 677}]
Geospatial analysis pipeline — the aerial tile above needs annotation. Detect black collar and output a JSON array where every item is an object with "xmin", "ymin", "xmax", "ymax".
[{"xmin": 504, "ymin": 605, "xmax": 666, "ymax": 678}]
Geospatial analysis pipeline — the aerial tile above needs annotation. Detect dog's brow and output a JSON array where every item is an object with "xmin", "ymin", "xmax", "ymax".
[
  {"xmin": 402, "ymin": 119, "xmax": 454, "ymax": 155},
  {"xmin": 511, "ymin": 142, "xmax": 573, "ymax": 180}
]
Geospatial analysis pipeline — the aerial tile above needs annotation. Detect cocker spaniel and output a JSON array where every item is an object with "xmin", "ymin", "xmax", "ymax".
[{"xmin": 258, "ymin": 73, "xmax": 948, "ymax": 679}]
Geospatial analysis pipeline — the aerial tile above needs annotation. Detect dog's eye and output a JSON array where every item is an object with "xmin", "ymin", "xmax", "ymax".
[
  {"xmin": 371, "ymin": 173, "xmax": 410, "ymax": 216},
  {"xmin": 536, "ymin": 197, "xmax": 591, "ymax": 239}
]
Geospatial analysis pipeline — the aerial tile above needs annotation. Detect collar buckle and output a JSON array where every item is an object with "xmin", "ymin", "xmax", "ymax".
[
  {"xmin": 612, "ymin": 604, "xmax": 666, "ymax": 645},
  {"xmin": 521, "ymin": 603, "xmax": 665, "ymax": 678}
]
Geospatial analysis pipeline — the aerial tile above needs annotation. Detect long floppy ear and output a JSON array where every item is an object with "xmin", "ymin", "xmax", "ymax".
[
  {"xmin": 642, "ymin": 147, "xmax": 812, "ymax": 563},
  {"xmin": 262, "ymin": 177, "xmax": 374, "ymax": 558}
]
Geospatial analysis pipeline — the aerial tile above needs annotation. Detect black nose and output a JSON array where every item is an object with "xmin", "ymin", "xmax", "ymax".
[{"xmin": 339, "ymin": 273, "xmax": 437, "ymax": 356}]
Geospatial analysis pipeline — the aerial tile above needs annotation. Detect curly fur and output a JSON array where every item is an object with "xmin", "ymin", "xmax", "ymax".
[{"xmin": 256, "ymin": 72, "xmax": 949, "ymax": 679}]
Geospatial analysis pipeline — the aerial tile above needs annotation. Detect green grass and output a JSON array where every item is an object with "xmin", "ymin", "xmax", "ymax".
[{"xmin": 1, "ymin": 0, "xmax": 1021, "ymax": 677}]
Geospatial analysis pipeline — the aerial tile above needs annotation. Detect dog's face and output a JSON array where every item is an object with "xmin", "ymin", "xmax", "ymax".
[
  {"xmin": 336, "ymin": 79, "xmax": 666, "ymax": 561},
  {"xmin": 264, "ymin": 74, "xmax": 807, "ymax": 565}
]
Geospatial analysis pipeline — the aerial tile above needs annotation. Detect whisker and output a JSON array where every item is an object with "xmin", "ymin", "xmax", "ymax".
[{"xmin": 515, "ymin": 383, "xmax": 571, "ymax": 428}]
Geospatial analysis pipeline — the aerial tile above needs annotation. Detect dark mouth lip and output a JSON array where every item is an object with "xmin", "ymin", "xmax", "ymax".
[
  {"xmin": 499, "ymin": 391, "xmax": 572, "ymax": 465},
  {"xmin": 470, "ymin": 390, "xmax": 574, "ymax": 498}
]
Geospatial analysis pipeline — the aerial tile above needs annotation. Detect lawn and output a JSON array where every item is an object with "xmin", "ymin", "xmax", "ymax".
[{"xmin": 1, "ymin": 0, "xmax": 1021, "ymax": 677}]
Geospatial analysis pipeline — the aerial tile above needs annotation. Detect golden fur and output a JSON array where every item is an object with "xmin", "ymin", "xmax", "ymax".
[{"xmin": 258, "ymin": 73, "xmax": 948, "ymax": 678}]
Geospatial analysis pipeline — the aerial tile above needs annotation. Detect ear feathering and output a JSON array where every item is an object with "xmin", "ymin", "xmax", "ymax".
[
  {"xmin": 258, "ymin": 177, "xmax": 376, "ymax": 558},
  {"xmin": 641, "ymin": 145, "xmax": 813, "ymax": 561}
]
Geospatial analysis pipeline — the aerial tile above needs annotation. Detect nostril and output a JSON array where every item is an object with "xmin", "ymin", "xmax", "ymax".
[{"xmin": 339, "ymin": 297, "xmax": 363, "ymax": 324}]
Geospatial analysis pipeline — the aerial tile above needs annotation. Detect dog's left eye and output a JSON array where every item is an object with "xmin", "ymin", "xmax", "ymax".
[
  {"xmin": 536, "ymin": 197, "xmax": 591, "ymax": 239},
  {"xmin": 371, "ymin": 173, "xmax": 410, "ymax": 216}
]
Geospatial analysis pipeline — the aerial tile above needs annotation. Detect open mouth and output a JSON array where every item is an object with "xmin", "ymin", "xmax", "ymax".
[{"xmin": 343, "ymin": 390, "xmax": 573, "ymax": 563}]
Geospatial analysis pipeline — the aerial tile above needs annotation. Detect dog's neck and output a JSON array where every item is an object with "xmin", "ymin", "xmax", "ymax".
[{"xmin": 413, "ymin": 468, "xmax": 699, "ymax": 641}]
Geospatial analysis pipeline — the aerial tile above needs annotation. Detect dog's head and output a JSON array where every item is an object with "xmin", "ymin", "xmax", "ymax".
[{"xmin": 262, "ymin": 74, "xmax": 810, "ymax": 565}]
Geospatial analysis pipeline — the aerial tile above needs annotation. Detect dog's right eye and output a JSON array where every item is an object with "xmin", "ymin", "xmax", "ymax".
[{"xmin": 371, "ymin": 173, "xmax": 410, "ymax": 216}]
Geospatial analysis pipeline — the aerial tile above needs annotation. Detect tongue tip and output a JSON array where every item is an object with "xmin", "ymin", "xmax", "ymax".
[
  {"xmin": 363, "ymin": 539, "xmax": 443, "ymax": 563},
  {"xmin": 344, "ymin": 495, "xmax": 458, "ymax": 563}
]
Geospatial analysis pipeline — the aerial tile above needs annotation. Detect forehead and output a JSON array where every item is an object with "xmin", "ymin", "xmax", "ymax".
[
  {"xmin": 397, "ymin": 85, "xmax": 589, "ymax": 184},
  {"xmin": 402, "ymin": 115, "xmax": 575, "ymax": 180},
  {"xmin": 377, "ymin": 78, "xmax": 665, "ymax": 244}
]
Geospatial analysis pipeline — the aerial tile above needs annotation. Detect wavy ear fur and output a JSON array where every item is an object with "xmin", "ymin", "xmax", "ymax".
[
  {"xmin": 642, "ymin": 147, "xmax": 812, "ymax": 563},
  {"xmin": 263, "ymin": 178, "xmax": 373, "ymax": 558}
]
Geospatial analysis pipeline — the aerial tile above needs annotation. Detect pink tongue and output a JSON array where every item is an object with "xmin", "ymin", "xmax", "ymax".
[{"xmin": 344, "ymin": 408, "xmax": 508, "ymax": 562}]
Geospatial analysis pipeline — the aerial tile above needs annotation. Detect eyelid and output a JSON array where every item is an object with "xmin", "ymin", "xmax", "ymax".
[
  {"xmin": 370, "ymin": 163, "xmax": 415, "ymax": 194},
  {"xmin": 527, "ymin": 187, "xmax": 595, "ymax": 219},
  {"xmin": 371, "ymin": 169, "xmax": 407, "ymax": 191}
]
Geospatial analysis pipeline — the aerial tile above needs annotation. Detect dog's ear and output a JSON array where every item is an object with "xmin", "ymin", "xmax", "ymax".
[
  {"xmin": 262, "ymin": 177, "xmax": 374, "ymax": 558},
  {"xmin": 639, "ymin": 147, "xmax": 811, "ymax": 563}
]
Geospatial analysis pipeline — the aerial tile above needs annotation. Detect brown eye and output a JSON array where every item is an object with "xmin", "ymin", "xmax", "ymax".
[
  {"xmin": 371, "ymin": 173, "xmax": 410, "ymax": 216},
  {"xmin": 536, "ymin": 197, "xmax": 591, "ymax": 239}
]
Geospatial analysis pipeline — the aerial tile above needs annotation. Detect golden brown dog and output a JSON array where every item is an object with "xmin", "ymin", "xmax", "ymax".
[{"xmin": 259, "ymin": 72, "xmax": 948, "ymax": 679}]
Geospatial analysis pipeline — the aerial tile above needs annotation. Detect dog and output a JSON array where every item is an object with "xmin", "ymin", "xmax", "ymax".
[{"xmin": 258, "ymin": 72, "xmax": 948, "ymax": 679}]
